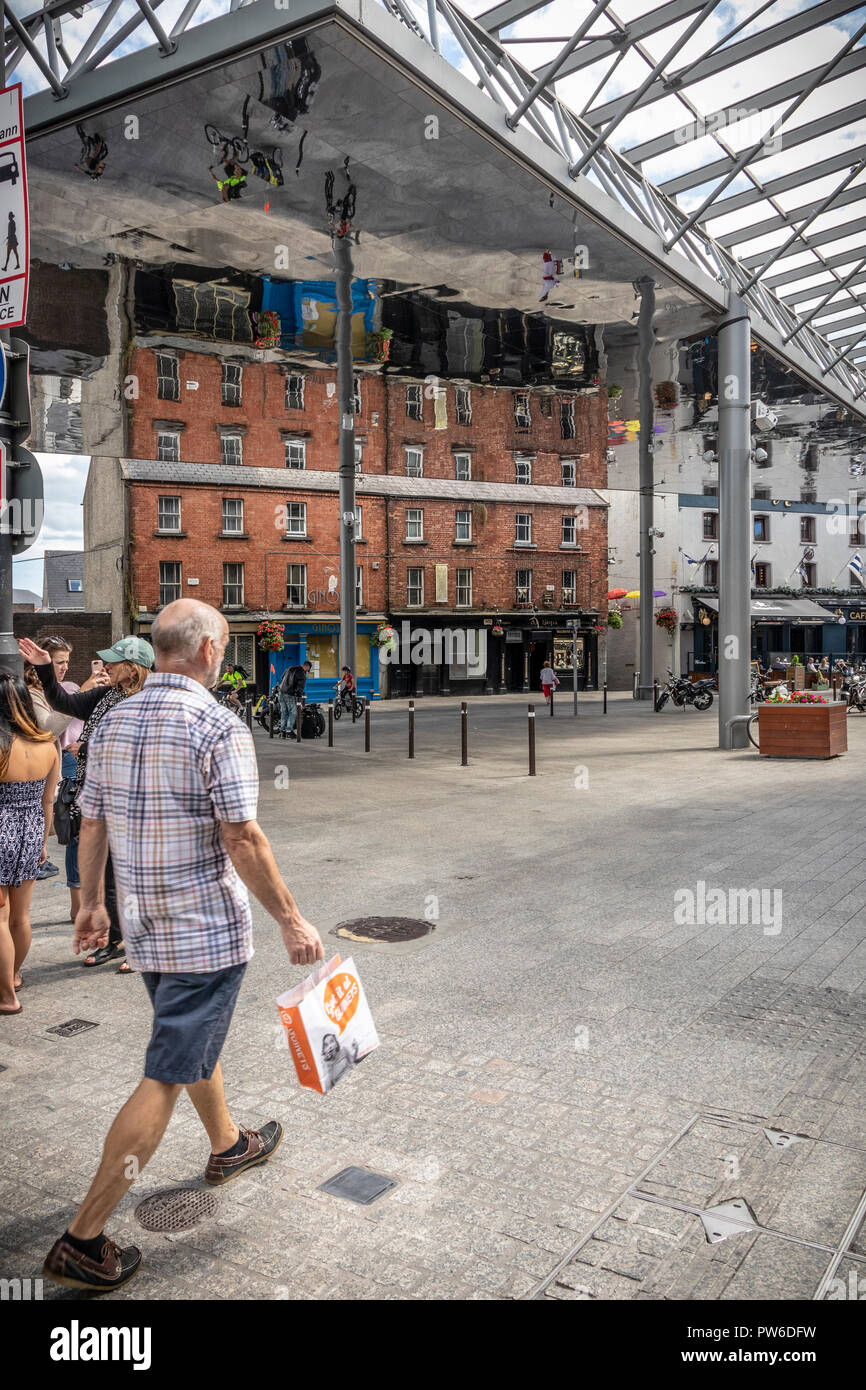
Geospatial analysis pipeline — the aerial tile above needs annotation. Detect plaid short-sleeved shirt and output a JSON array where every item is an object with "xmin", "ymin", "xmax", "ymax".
[{"xmin": 78, "ymin": 672, "xmax": 259, "ymax": 973}]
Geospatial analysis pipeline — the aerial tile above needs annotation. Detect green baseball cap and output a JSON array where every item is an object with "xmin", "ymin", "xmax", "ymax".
[{"xmin": 97, "ymin": 636, "xmax": 155, "ymax": 669}]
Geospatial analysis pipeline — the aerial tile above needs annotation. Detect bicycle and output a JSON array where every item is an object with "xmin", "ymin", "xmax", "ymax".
[
  {"xmin": 204, "ymin": 124, "xmax": 250, "ymax": 165},
  {"xmin": 332, "ymin": 687, "xmax": 364, "ymax": 721}
]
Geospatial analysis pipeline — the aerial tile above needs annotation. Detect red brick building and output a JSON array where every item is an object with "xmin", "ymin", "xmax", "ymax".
[{"xmin": 119, "ymin": 340, "xmax": 608, "ymax": 696}]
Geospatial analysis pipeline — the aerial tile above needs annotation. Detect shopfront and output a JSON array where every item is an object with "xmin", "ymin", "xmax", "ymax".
[
  {"xmin": 257, "ymin": 620, "xmax": 381, "ymax": 703},
  {"xmin": 692, "ymin": 596, "xmax": 839, "ymax": 669}
]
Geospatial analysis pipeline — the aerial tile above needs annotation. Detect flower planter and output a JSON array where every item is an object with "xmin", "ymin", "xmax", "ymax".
[{"xmin": 757, "ymin": 701, "xmax": 847, "ymax": 758}]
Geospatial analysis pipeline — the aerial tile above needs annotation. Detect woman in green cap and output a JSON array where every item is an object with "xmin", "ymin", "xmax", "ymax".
[{"xmin": 17, "ymin": 636, "xmax": 155, "ymax": 972}]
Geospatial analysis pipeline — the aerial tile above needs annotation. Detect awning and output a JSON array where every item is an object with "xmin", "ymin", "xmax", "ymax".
[{"xmin": 698, "ymin": 598, "xmax": 836, "ymax": 623}]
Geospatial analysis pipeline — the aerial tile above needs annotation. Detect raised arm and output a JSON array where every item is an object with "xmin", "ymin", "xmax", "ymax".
[{"xmin": 18, "ymin": 639, "xmax": 107, "ymax": 720}]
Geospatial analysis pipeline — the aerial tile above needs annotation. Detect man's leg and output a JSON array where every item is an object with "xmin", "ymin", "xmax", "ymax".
[
  {"xmin": 278, "ymin": 691, "xmax": 289, "ymax": 733},
  {"xmin": 68, "ymin": 1078, "xmax": 181, "ymax": 1238},
  {"xmin": 287, "ymin": 694, "xmax": 297, "ymax": 733},
  {"xmin": 186, "ymin": 1061, "xmax": 238, "ymax": 1154}
]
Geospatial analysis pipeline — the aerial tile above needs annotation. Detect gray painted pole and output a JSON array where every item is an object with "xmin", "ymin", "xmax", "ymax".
[
  {"xmin": 636, "ymin": 276, "xmax": 656, "ymax": 698},
  {"xmin": 334, "ymin": 234, "xmax": 357, "ymax": 678},
  {"xmin": 718, "ymin": 291, "xmax": 752, "ymax": 750},
  {"xmin": 0, "ymin": 28, "xmax": 19, "ymax": 678}
]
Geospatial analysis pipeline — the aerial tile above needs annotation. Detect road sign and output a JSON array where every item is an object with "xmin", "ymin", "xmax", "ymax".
[
  {"xmin": 0, "ymin": 85, "xmax": 28, "ymax": 330},
  {"xmin": 0, "ymin": 442, "xmax": 43, "ymax": 554}
]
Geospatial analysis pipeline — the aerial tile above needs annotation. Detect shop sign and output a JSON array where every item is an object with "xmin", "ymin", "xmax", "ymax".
[{"xmin": 505, "ymin": 629, "xmax": 523, "ymax": 643}]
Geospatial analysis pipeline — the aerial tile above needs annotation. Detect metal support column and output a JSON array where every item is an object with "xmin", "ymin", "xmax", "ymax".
[
  {"xmin": 334, "ymin": 234, "xmax": 357, "ymax": 679},
  {"xmin": 718, "ymin": 292, "xmax": 752, "ymax": 750},
  {"xmin": 636, "ymin": 276, "xmax": 655, "ymax": 699},
  {"xmin": 0, "ymin": 23, "xmax": 19, "ymax": 677}
]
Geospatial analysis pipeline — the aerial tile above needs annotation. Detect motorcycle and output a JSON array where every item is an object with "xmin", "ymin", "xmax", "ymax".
[{"xmin": 655, "ymin": 670, "xmax": 714, "ymax": 712}]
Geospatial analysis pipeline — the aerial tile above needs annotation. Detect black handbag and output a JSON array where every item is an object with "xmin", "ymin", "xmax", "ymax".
[{"xmin": 53, "ymin": 776, "xmax": 81, "ymax": 846}]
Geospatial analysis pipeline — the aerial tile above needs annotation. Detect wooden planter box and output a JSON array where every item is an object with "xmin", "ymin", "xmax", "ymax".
[{"xmin": 758, "ymin": 701, "xmax": 847, "ymax": 758}]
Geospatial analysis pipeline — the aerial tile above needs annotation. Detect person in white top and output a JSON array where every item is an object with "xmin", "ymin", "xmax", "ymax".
[{"xmin": 540, "ymin": 661, "xmax": 559, "ymax": 704}]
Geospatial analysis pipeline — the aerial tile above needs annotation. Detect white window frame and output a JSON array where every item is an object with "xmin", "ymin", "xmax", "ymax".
[
  {"xmin": 159, "ymin": 560, "xmax": 182, "ymax": 606},
  {"xmin": 562, "ymin": 515, "xmax": 577, "ymax": 546},
  {"xmin": 157, "ymin": 495, "xmax": 181, "ymax": 532},
  {"xmin": 221, "ymin": 362, "xmax": 243, "ymax": 407},
  {"xmin": 156, "ymin": 354, "xmax": 179, "ymax": 402},
  {"xmin": 560, "ymin": 399, "xmax": 575, "ymax": 440},
  {"xmin": 406, "ymin": 384, "xmax": 422, "ymax": 420},
  {"xmin": 285, "ymin": 374, "xmax": 305, "ymax": 410},
  {"xmin": 456, "ymin": 508, "xmax": 472, "ymax": 542},
  {"xmin": 406, "ymin": 508, "xmax": 424, "ymax": 540},
  {"xmin": 285, "ymin": 439, "xmax": 306, "ymax": 470},
  {"xmin": 351, "ymin": 375, "xmax": 362, "ymax": 415},
  {"xmin": 561, "ymin": 459, "xmax": 576, "ymax": 487},
  {"xmin": 514, "ymin": 392, "xmax": 531, "ymax": 429},
  {"xmin": 354, "ymin": 505, "xmax": 363, "ymax": 541},
  {"xmin": 515, "ymin": 512, "xmax": 532, "ymax": 544},
  {"xmin": 157, "ymin": 432, "xmax": 180, "ymax": 463},
  {"xmin": 456, "ymin": 568, "xmax": 472, "ymax": 608},
  {"xmin": 405, "ymin": 447, "xmax": 424, "ymax": 478},
  {"xmin": 221, "ymin": 433, "xmax": 243, "ymax": 466},
  {"xmin": 222, "ymin": 562, "xmax": 244, "ymax": 608},
  {"xmin": 407, "ymin": 567, "xmax": 424, "ymax": 606},
  {"xmin": 454, "ymin": 451, "xmax": 472, "ymax": 481},
  {"xmin": 562, "ymin": 570, "xmax": 576, "ymax": 604},
  {"xmin": 286, "ymin": 563, "xmax": 307, "ymax": 608},
  {"xmin": 221, "ymin": 498, "xmax": 244, "ymax": 534},
  {"xmin": 356, "ymin": 565, "xmax": 363, "ymax": 607},
  {"xmin": 516, "ymin": 569, "xmax": 532, "ymax": 604},
  {"xmin": 285, "ymin": 501, "xmax": 307, "ymax": 537},
  {"xmin": 515, "ymin": 456, "xmax": 532, "ymax": 485},
  {"xmin": 354, "ymin": 442, "xmax": 363, "ymax": 475},
  {"xmin": 455, "ymin": 388, "xmax": 472, "ymax": 425}
]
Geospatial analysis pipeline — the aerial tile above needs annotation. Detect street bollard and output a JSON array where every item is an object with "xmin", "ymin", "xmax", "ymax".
[
  {"xmin": 528, "ymin": 704, "xmax": 536, "ymax": 776},
  {"xmin": 365, "ymin": 698, "xmax": 370, "ymax": 752},
  {"xmin": 328, "ymin": 699, "xmax": 333, "ymax": 747},
  {"xmin": 461, "ymin": 700, "xmax": 468, "ymax": 766},
  {"xmin": 832, "ymin": 677, "xmax": 837, "ymax": 700},
  {"xmin": 408, "ymin": 699, "xmax": 415, "ymax": 759},
  {"xmin": 603, "ymin": 682, "xmax": 608, "ymax": 714},
  {"xmin": 268, "ymin": 696, "xmax": 275, "ymax": 739},
  {"xmin": 297, "ymin": 699, "xmax": 304, "ymax": 742},
  {"xmin": 245, "ymin": 698, "xmax": 252, "ymax": 731},
  {"xmin": 549, "ymin": 687, "xmax": 554, "ymax": 717},
  {"xmin": 352, "ymin": 693, "xmax": 358, "ymax": 724},
  {"xmin": 653, "ymin": 680, "xmax": 659, "ymax": 709}
]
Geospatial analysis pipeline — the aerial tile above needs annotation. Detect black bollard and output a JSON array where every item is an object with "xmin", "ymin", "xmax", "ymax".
[
  {"xmin": 328, "ymin": 699, "xmax": 334, "ymax": 747},
  {"xmin": 364, "ymin": 698, "xmax": 371, "ymax": 752},
  {"xmin": 549, "ymin": 687, "xmax": 554, "ymax": 717},
  {"xmin": 409, "ymin": 700, "xmax": 415, "ymax": 759},
  {"xmin": 461, "ymin": 701, "xmax": 468, "ymax": 766},
  {"xmin": 528, "ymin": 704, "xmax": 536, "ymax": 776},
  {"xmin": 269, "ymin": 695, "xmax": 275, "ymax": 739},
  {"xmin": 653, "ymin": 681, "xmax": 659, "ymax": 709},
  {"xmin": 603, "ymin": 682, "xmax": 608, "ymax": 715},
  {"xmin": 245, "ymin": 698, "xmax": 252, "ymax": 731}
]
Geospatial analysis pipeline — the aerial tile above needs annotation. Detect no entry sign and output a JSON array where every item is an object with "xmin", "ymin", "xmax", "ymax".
[{"xmin": 0, "ymin": 85, "xmax": 28, "ymax": 329}]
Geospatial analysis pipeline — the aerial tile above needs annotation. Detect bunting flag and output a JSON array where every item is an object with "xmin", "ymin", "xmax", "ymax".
[
  {"xmin": 750, "ymin": 552, "xmax": 757, "ymax": 580},
  {"xmin": 270, "ymin": 662, "xmax": 276, "ymax": 675},
  {"xmin": 849, "ymin": 554, "xmax": 864, "ymax": 584}
]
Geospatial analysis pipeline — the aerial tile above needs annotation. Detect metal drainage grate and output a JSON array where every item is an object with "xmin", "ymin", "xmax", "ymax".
[
  {"xmin": 135, "ymin": 1188, "xmax": 218, "ymax": 1233},
  {"xmin": 334, "ymin": 916, "xmax": 433, "ymax": 944},
  {"xmin": 763, "ymin": 1128, "xmax": 809, "ymax": 1150},
  {"xmin": 318, "ymin": 1166, "xmax": 397, "ymax": 1205},
  {"xmin": 47, "ymin": 1019, "xmax": 99, "ymax": 1037},
  {"xmin": 698, "ymin": 1198, "xmax": 759, "ymax": 1244}
]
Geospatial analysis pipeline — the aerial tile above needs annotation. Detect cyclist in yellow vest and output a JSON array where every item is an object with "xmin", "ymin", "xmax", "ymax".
[
  {"xmin": 220, "ymin": 665, "xmax": 247, "ymax": 714},
  {"xmin": 208, "ymin": 160, "xmax": 246, "ymax": 202}
]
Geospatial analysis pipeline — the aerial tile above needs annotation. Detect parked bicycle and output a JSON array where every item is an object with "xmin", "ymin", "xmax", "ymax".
[{"xmin": 204, "ymin": 123, "xmax": 250, "ymax": 164}]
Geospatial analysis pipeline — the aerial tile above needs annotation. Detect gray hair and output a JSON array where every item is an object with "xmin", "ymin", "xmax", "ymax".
[{"xmin": 152, "ymin": 600, "xmax": 225, "ymax": 661}]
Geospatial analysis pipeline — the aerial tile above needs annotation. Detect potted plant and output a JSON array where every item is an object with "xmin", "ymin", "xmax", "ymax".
[
  {"xmin": 786, "ymin": 654, "xmax": 805, "ymax": 689},
  {"xmin": 655, "ymin": 606, "xmax": 678, "ymax": 637},
  {"xmin": 256, "ymin": 620, "xmax": 285, "ymax": 652},
  {"xmin": 758, "ymin": 688, "xmax": 847, "ymax": 758}
]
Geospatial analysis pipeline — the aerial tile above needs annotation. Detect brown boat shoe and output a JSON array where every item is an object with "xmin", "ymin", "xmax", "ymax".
[
  {"xmin": 43, "ymin": 1234, "xmax": 142, "ymax": 1291},
  {"xmin": 204, "ymin": 1120, "xmax": 283, "ymax": 1186}
]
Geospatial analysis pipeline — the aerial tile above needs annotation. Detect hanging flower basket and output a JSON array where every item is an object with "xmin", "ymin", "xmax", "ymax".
[
  {"xmin": 257, "ymin": 620, "xmax": 285, "ymax": 652},
  {"xmin": 607, "ymin": 607, "xmax": 623, "ymax": 629},
  {"xmin": 366, "ymin": 328, "xmax": 393, "ymax": 362},
  {"xmin": 252, "ymin": 310, "xmax": 281, "ymax": 349},
  {"xmin": 491, "ymin": 624, "xmax": 504, "ymax": 637},
  {"xmin": 371, "ymin": 622, "xmax": 397, "ymax": 652},
  {"xmin": 655, "ymin": 606, "xmax": 678, "ymax": 636},
  {"xmin": 655, "ymin": 381, "xmax": 677, "ymax": 409}
]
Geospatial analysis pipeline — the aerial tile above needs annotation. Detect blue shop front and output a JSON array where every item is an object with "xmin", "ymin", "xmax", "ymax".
[{"xmin": 256, "ymin": 620, "xmax": 381, "ymax": 703}]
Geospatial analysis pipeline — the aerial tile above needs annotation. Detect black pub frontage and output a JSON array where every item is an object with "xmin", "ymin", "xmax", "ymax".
[{"xmin": 384, "ymin": 612, "xmax": 601, "ymax": 696}]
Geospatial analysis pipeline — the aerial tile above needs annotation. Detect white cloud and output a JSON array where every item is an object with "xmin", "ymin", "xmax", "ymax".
[{"xmin": 11, "ymin": 452, "xmax": 88, "ymax": 598}]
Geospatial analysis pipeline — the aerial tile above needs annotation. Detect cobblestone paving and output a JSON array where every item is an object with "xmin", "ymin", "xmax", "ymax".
[{"xmin": 1, "ymin": 696, "xmax": 865, "ymax": 1300}]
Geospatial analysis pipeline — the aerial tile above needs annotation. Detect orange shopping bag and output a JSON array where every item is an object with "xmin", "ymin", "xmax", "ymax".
[{"xmin": 276, "ymin": 954, "xmax": 379, "ymax": 1094}]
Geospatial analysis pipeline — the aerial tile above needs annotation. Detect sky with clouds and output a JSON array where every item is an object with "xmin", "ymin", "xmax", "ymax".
[{"xmin": 12, "ymin": 453, "xmax": 88, "ymax": 602}]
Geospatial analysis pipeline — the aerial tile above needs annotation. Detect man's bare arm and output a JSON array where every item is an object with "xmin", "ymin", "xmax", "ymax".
[
  {"xmin": 73, "ymin": 817, "xmax": 112, "ymax": 954},
  {"xmin": 220, "ymin": 819, "xmax": 323, "ymax": 966}
]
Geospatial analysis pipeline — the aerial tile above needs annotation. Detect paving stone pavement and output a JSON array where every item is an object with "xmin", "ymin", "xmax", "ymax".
[{"xmin": 1, "ymin": 694, "xmax": 865, "ymax": 1301}]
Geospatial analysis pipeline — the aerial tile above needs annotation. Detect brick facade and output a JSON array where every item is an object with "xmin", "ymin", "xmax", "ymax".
[
  {"xmin": 13, "ymin": 611, "xmax": 114, "ymax": 685},
  {"xmin": 122, "ymin": 346, "xmax": 608, "ymax": 691}
]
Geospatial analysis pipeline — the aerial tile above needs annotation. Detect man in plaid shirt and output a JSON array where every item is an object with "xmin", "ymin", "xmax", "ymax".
[{"xmin": 42, "ymin": 599, "xmax": 324, "ymax": 1293}]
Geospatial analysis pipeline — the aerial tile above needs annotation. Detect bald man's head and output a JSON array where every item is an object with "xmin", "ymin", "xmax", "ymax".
[{"xmin": 152, "ymin": 600, "xmax": 228, "ymax": 684}]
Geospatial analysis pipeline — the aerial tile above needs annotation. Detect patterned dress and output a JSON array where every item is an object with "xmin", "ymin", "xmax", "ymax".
[{"xmin": 0, "ymin": 778, "xmax": 45, "ymax": 886}]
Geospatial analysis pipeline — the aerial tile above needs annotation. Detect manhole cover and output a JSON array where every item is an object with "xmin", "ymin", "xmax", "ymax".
[
  {"xmin": 47, "ymin": 1019, "xmax": 99, "ymax": 1037},
  {"xmin": 318, "ymin": 1167, "xmax": 397, "ymax": 1205},
  {"xmin": 334, "ymin": 916, "xmax": 433, "ymax": 944},
  {"xmin": 134, "ymin": 1188, "xmax": 218, "ymax": 1232}
]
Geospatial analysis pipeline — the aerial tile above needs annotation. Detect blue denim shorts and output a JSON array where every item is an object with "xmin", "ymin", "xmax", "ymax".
[{"xmin": 141, "ymin": 963, "xmax": 247, "ymax": 1084}]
